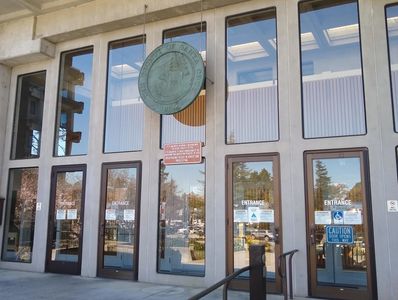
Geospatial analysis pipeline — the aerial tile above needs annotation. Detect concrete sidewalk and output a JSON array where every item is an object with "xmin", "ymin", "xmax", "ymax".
[{"xmin": 0, "ymin": 269, "xmax": 308, "ymax": 300}]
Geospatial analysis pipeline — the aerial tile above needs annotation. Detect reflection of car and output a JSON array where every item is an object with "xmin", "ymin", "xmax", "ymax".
[{"xmin": 249, "ymin": 229, "xmax": 274, "ymax": 241}]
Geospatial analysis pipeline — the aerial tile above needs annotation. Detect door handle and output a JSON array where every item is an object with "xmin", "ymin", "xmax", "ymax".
[
  {"xmin": 274, "ymin": 227, "xmax": 280, "ymax": 244},
  {"xmin": 310, "ymin": 225, "xmax": 316, "ymax": 245}
]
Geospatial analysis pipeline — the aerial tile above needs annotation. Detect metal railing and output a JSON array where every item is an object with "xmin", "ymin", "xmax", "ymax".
[
  {"xmin": 278, "ymin": 249, "xmax": 299, "ymax": 300},
  {"xmin": 188, "ymin": 245, "xmax": 266, "ymax": 300}
]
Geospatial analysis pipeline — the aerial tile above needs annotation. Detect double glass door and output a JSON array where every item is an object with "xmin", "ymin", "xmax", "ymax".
[
  {"xmin": 227, "ymin": 154, "xmax": 282, "ymax": 293},
  {"xmin": 46, "ymin": 165, "xmax": 86, "ymax": 275},
  {"xmin": 97, "ymin": 162, "xmax": 141, "ymax": 280},
  {"xmin": 305, "ymin": 149, "xmax": 376, "ymax": 300}
]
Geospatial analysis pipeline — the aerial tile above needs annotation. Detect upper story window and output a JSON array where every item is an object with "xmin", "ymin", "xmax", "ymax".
[
  {"xmin": 104, "ymin": 37, "xmax": 145, "ymax": 153},
  {"xmin": 161, "ymin": 23, "xmax": 206, "ymax": 148},
  {"xmin": 299, "ymin": 0, "xmax": 366, "ymax": 138},
  {"xmin": 54, "ymin": 47, "xmax": 93, "ymax": 156},
  {"xmin": 11, "ymin": 71, "xmax": 46, "ymax": 159},
  {"xmin": 386, "ymin": 4, "xmax": 398, "ymax": 132},
  {"xmin": 226, "ymin": 8, "xmax": 278, "ymax": 144}
]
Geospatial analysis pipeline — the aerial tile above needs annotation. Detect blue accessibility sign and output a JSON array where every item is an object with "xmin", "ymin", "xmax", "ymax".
[
  {"xmin": 326, "ymin": 226, "xmax": 354, "ymax": 244},
  {"xmin": 332, "ymin": 211, "xmax": 344, "ymax": 224}
]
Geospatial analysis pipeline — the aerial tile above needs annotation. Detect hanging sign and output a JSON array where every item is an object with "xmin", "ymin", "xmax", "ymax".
[
  {"xmin": 138, "ymin": 41, "xmax": 205, "ymax": 115},
  {"xmin": 164, "ymin": 142, "xmax": 202, "ymax": 165}
]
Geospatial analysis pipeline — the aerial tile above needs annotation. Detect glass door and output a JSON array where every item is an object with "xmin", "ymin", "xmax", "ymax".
[
  {"xmin": 226, "ymin": 154, "xmax": 282, "ymax": 293},
  {"xmin": 46, "ymin": 165, "xmax": 86, "ymax": 275},
  {"xmin": 97, "ymin": 162, "xmax": 141, "ymax": 280},
  {"xmin": 305, "ymin": 149, "xmax": 376, "ymax": 300}
]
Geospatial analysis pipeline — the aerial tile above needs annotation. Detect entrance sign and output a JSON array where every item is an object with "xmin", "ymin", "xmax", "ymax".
[
  {"xmin": 138, "ymin": 41, "xmax": 205, "ymax": 114},
  {"xmin": 164, "ymin": 142, "xmax": 202, "ymax": 165},
  {"xmin": 326, "ymin": 226, "xmax": 354, "ymax": 244}
]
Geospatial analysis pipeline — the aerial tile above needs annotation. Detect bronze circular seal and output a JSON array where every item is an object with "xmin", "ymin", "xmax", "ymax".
[{"xmin": 138, "ymin": 41, "xmax": 205, "ymax": 115}]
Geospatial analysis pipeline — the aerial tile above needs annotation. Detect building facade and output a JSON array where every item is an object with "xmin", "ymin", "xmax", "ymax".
[{"xmin": 0, "ymin": 0, "xmax": 397, "ymax": 299}]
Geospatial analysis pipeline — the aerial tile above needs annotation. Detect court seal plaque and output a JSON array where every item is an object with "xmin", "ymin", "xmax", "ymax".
[{"xmin": 138, "ymin": 41, "xmax": 205, "ymax": 115}]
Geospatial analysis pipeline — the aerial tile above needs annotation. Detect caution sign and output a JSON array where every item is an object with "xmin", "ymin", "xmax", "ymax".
[{"xmin": 326, "ymin": 226, "xmax": 354, "ymax": 244}]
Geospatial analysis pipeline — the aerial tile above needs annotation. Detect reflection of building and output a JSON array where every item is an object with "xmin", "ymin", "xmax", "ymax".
[{"xmin": 1, "ymin": 1, "xmax": 398, "ymax": 300}]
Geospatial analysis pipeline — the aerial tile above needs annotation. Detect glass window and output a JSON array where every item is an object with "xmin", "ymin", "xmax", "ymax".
[
  {"xmin": 226, "ymin": 9, "xmax": 278, "ymax": 144},
  {"xmin": 104, "ymin": 37, "xmax": 145, "ymax": 153},
  {"xmin": 386, "ymin": 4, "xmax": 398, "ymax": 131},
  {"xmin": 2, "ymin": 168, "xmax": 38, "ymax": 263},
  {"xmin": 11, "ymin": 71, "xmax": 46, "ymax": 159},
  {"xmin": 299, "ymin": 0, "xmax": 366, "ymax": 138},
  {"xmin": 161, "ymin": 23, "xmax": 206, "ymax": 148},
  {"xmin": 54, "ymin": 47, "xmax": 93, "ymax": 156},
  {"xmin": 158, "ymin": 161, "xmax": 205, "ymax": 276}
]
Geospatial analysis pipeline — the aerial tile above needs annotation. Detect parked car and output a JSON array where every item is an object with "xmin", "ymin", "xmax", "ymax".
[{"xmin": 248, "ymin": 229, "xmax": 274, "ymax": 241}]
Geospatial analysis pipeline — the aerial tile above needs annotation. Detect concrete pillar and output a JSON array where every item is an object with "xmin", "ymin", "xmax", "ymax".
[{"xmin": 0, "ymin": 63, "xmax": 11, "ymax": 192}]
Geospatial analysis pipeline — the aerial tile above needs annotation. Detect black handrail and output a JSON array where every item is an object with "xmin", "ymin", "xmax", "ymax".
[
  {"xmin": 188, "ymin": 245, "xmax": 266, "ymax": 300},
  {"xmin": 188, "ymin": 266, "xmax": 250, "ymax": 300},
  {"xmin": 278, "ymin": 249, "xmax": 299, "ymax": 300}
]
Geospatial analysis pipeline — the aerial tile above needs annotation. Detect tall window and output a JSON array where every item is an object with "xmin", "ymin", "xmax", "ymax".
[
  {"xmin": 11, "ymin": 71, "xmax": 46, "ymax": 159},
  {"xmin": 299, "ymin": 0, "xmax": 366, "ymax": 138},
  {"xmin": 161, "ymin": 23, "xmax": 206, "ymax": 148},
  {"xmin": 226, "ymin": 9, "xmax": 278, "ymax": 144},
  {"xmin": 54, "ymin": 47, "xmax": 93, "ymax": 156},
  {"xmin": 104, "ymin": 37, "xmax": 145, "ymax": 153},
  {"xmin": 158, "ymin": 161, "xmax": 205, "ymax": 276},
  {"xmin": 387, "ymin": 4, "xmax": 398, "ymax": 131},
  {"xmin": 2, "ymin": 168, "xmax": 38, "ymax": 263}
]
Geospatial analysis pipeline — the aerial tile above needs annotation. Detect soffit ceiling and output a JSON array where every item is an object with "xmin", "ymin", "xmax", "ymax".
[{"xmin": 0, "ymin": 0, "xmax": 94, "ymax": 23}]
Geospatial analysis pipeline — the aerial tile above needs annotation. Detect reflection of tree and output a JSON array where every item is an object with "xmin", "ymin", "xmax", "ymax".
[
  {"xmin": 348, "ymin": 182, "xmax": 362, "ymax": 202},
  {"xmin": 233, "ymin": 162, "xmax": 273, "ymax": 202},
  {"xmin": 314, "ymin": 160, "xmax": 331, "ymax": 210}
]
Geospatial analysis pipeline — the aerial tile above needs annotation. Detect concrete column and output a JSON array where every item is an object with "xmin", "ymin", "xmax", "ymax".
[{"xmin": 0, "ymin": 63, "xmax": 11, "ymax": 196}]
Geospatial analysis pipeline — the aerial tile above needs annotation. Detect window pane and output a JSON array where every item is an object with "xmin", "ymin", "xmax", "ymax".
[
  {"xmin": 387, "ymin": 4, "xmax": 398, "ymax": 131},
  {"xmin": 104, "ymin": 37, "xmax": 145, "ymax": 152},
  {"xmin": 11, "ymin": 72, "xmax": 46, "ymax": 159},
  {"xmin": 158, "ymin": 162, "xmax": 205, "ymax": 276},
  {"xmin": 102, "ymin": 166, "xmax": 138, "ymax": 270},
  {"xmin": 54, "ymin": 48, "xmax": 93, "ymax": 156},
  {"xmin": 299, "ymin": 0, "xmax": 366, "ymax": 138},
  {"xmin": 226, "ymin": 9, "xmax": 278, "ymax": 144},
  {"xmin": 161, "ymin": 23, "xmax": 206, "ymax": 147},
  {"xmin": 2, "ymin": 168, "xmax": 38, "ymax": 262},
  {"xmin": 311, "ymin": 156, "xmax": 367, "ymax": 287}
]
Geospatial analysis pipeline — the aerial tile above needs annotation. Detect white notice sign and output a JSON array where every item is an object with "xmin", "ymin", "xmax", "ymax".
[
  {"xmin": 258, "ymin": 209, "xmax": 274, "ymax": 223},
  {"xmin": 67, "ymin": 209, "xmax": 77, "ymax": 220},
  {"xmin": 124, "ymin": 209, "xmax": 135, "ymax": 221},
  {"xmin": 56, "ymin": 209, "xmax": 66, "ymax": 220},
  {"xmin": 387, "ymin": 200, "xmax": 398, "ymax": 212},
  {"xmin": 343, "ymin": 210, "xmax": 362, "ymax": 224},
  {"xmin": 315, "ymin": 211, "xmax": 331, "ymax": 225},
  {"xmin": 234, "ymin": 209, "xmax": 248, "ymax": 222},
  {"xmin": 248, "ymin": 207, "xmax": 259, "ymax": 223},
  {"xmin": 105, "ymin": 209, "xmax": 116, "ymax": 221}
]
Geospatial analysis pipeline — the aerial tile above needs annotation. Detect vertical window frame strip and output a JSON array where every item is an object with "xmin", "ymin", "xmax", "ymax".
[
  {"xmin": 1, "ymin": 167, "xmax": 39, "ymax": 263},
  {"xmin": 10, "ymin": 71, "xmax": 47, "ymax": 160},
  {"xmin": 225, "ymin": 8, "xmax": 279, "ymax": 145},
  {"xmin": 53, "ymin": 46, "xmax": 94, "ymax": 157},
  {"xmin": 103, "ymin": 35, "xmax": 146, "ymax": 154},
  {"xmin": 160, "ymin": 22, "xmax": 207, "ymax": 149},
  {"xmin": 385, "ymin": 3, "xmax": 398, "ymax": 132},
  {"xmin": 298, "ymin": 0, "xmax": 367, "ymax": 139}
]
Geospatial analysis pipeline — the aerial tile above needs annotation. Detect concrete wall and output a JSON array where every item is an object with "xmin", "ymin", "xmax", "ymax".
[
  {"xmin": 0, "ymin": 64, "xmax": 10, "ymax": 198},
  {"xmin": 0, "ymin": 0, "xmax": 397, "ymax": 299}
]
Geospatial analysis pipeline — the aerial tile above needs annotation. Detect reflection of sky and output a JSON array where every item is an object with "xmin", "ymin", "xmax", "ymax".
[
  {"xmin": 164, "ymin": 163, "xmax": 205, "ymax": 195},
  {"xmin": 387, "ymin": 5, "xmax": 398, "ymax": 65},
  {"xmin": 164, "ymin": 29, "xmax": 206, "ymax": 53},
  {"xmin": 65, "ymin": 171, "xmax": 83, "ymax": 185},
  {"xmin": 314, "ymin": 158, "xmax": 361, "ymax": 189}
]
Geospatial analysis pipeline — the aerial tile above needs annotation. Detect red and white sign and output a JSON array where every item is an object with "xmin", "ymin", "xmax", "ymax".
[{"xmin": 164, "ymin": 142, "xmax": 202, "ymax": 165}]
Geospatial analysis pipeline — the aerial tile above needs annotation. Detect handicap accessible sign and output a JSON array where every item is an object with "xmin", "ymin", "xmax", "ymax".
[{"xmin": 326, "ymin": 226, "xmax": 354, "ymax": 244}]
